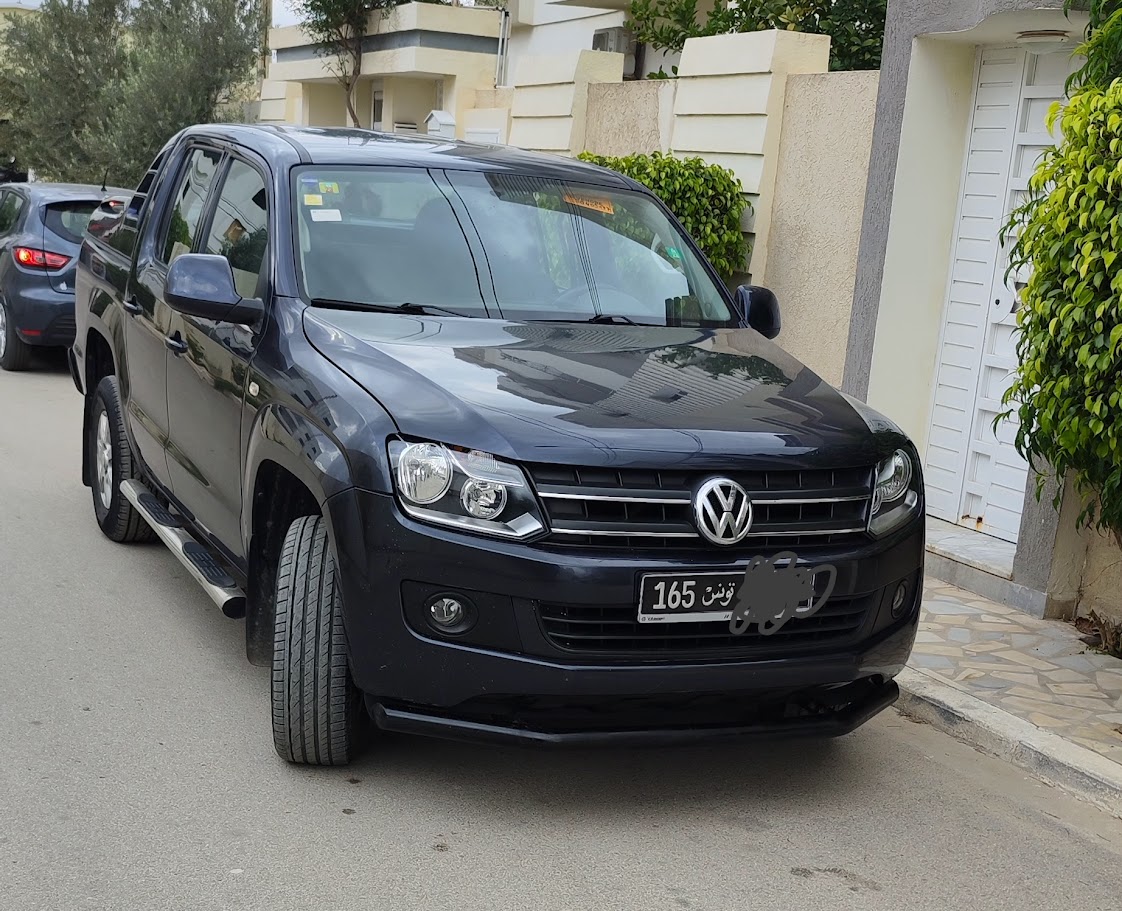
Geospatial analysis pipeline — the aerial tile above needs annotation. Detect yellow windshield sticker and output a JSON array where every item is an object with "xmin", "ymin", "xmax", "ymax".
[
  {"xmin": 563, "ymin": 192, "xmax": 614, "ymax": 215},
  {"xmin": 303, "ymin": 193, "xmax": 323, "ymax": 206},
  {"xmin": 319, "ymin": 181, "xmax": 340, "ymax": 194}
]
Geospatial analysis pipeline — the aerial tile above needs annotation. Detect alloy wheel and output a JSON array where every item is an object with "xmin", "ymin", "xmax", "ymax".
[{"xmin": 95, "ymin": 411, "xmax": 113, "ymax": 510}]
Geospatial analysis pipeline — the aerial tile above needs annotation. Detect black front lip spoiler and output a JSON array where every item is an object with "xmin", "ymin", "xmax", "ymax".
[{"xmin": 370, "ymin": 678, "xmax": 900, "ymax": 748}]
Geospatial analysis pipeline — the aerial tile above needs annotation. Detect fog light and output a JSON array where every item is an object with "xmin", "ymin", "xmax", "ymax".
[
  {"xmin": 429, "ymin": 596, "xmax": 465, "ymax": 628},
  {"xmin": 891, "ymin": 582, "xmax": 908, "ymax": 618}
]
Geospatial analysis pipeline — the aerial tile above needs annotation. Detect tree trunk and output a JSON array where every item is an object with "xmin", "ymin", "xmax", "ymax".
[
  {"xmin": 345, "ymin": 37, "xmax": 362, "ymax": 128},
  {"xmin": 345, "ymin": 82, "xmax": 360, "ymax": 128}
]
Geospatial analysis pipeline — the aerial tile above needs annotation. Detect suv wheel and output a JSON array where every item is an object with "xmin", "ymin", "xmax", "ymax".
[
  {"xmin": 0, "ymin": 299, "xmax": 32, "ymax": 371},
  {"xmin": 89, "ymin": 376, "xmax": 156, "ymax": 543},
  {"xmin": 271, "ymin": 515, "xmax": 363, "ymax": 765}
]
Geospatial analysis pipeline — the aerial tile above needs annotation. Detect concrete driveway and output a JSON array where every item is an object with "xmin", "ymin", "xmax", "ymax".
[{"xmin": 2, "ymin": 359, "xmax": 1121, "ymax": 910}]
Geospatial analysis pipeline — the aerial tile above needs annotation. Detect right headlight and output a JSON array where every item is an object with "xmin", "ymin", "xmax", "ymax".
[
  {"xmin": 868, "ymin": 448, "xmax": 919, "ymax": 537},
  {"xmin": 389, "ymin": 439, "xmax": 546, "ymax": 540}
]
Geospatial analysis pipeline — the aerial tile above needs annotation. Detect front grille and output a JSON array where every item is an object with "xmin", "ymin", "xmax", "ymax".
[
  {"xmin": 528, "ymin": 465, "xmax": 874, "ymax": 550},
  {"xmin": 537, "ymin": 593, "xmax": 874, "ymax": 657}
]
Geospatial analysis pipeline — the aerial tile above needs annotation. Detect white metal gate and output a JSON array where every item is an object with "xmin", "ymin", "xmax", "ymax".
[{"xmin": 925, "ymin": 46, "xmax": 1075, "ymax": 543}]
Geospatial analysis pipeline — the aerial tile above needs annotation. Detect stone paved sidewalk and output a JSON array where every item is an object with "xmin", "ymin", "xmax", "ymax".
[{"xmin": 911, "ymin": 579, "xmax": 1122, "ymax": 766}]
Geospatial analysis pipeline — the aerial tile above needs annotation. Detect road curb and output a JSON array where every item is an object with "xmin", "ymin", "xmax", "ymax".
[{"xmin": 895, "ymin": 667, "xmax": 1122, "ymax": 818}]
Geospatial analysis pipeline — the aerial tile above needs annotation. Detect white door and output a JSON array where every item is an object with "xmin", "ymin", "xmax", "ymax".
[{"xmin": 926, "ymin": 46, "xmax": 1075, "ymax": 543}]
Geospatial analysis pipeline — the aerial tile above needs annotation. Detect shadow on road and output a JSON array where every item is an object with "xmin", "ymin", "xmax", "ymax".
[
  {"xmin": 18, "ymin": 348, "xmax": 71, "ymax": 373},
  {"xmin": 282, "ymin": 714, "xmax": 874, "ymax": 826}
]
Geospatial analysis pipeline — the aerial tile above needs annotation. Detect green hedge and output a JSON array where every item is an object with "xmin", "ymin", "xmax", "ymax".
[{"xmin": 577, "ymin": 151, "xmax": 749, "ymax": 282}]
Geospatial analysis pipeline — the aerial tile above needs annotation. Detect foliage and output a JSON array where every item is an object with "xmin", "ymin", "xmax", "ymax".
[
  {"xmin": 578, "ymin": 151, "xmax": 749, "ymax": 281},
  {"xmin": 0, "ymin": 0, "xmax": 129, "ymax": 183},
  {"xmin": 626, "ymin": 0, "xmax": 888, "ymax": 72},
  {"xmin": 92, "ymin": 0, "xmax": 263, "ymax": 185},
  {"xmin": 0, "ymin": 0, "xmax": 260, "ymax": 187},
  {"xmin": 1001, "ymin": 4, "xmax": 1122, "ymax": 545},
  {"xmin": 1066, "ymin": 0, "xmax": 1122, "ymax": 92}
]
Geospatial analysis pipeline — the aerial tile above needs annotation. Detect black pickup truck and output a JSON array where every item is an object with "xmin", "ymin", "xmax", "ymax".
[{"xmin": 71, "ymin": 124, "xmax": 925, "ymax": 765}]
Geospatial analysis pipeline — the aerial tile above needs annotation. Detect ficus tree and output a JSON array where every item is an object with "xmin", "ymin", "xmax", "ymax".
[{"xmin": 1001, "ymin": 0, "xmax": 1122, "ymax": 550}]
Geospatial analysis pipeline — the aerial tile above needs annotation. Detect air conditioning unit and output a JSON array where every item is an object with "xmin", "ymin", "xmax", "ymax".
[{"xmin": 592, "ymin": 27, "xmax": 640, "ymax": 79}]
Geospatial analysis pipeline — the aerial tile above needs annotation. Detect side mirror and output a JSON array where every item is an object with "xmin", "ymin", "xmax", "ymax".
[
  {"xmin": 165, "ymin": 253, "xmax": 264, "ymax": 325},
  {"xmin": 734, "ymin": 285, "xmax": 781, "ymax": 339}
]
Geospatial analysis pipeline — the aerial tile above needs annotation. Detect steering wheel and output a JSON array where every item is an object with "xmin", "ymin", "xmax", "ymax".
[{"xmin": 553, "ymin": 282, "xmax": 645, "ymax": 313}]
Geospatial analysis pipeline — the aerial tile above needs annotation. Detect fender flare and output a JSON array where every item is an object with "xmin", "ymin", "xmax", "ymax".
[{"xmin": 240, "ymin": 403, "xmax": 355, "ymax": 555}]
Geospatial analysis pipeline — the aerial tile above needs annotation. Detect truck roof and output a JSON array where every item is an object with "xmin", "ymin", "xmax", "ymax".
[{"xmin": 175, "ymin": 123, "xmax": 636, "ymax": 189}]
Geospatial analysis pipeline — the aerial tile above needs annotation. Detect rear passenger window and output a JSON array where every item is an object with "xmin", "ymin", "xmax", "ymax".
[
  {"xmin": 0, "ymin": 191, "xmax": 25, "ymax": 234},
  {"xmin": 44, "ymin": 202, "xmax": 99, "ymax": 244},
  {"xmin": 204, "ymin": 160, "xmax": 268, "ymax": 299},
  {"xmin": 161, "ymin": 147, "xmax": 222, "ymax": 265}
]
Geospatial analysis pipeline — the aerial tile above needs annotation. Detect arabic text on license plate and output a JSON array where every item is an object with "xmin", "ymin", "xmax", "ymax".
[{"xmin": 637, "ymin": 572, "xmax": 743, "ymax": 623}]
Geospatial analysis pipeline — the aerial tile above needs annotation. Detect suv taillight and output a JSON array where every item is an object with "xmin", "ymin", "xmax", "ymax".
[{"xmin": 14, "ymin": 247, "xmax": 70, "ymax": 270}]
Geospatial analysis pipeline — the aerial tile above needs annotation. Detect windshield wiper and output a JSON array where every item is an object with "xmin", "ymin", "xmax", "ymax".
[
  {"xmin": 586, "ymin": 313, "xmax": 638, "ymax": 325},
  {"xmin": 310, "ymin": 299, "xmax": 472, "ymax": 318},
  {"xmin": 531, "ymin": 314, "xmax": 656, "ymax": 326}
]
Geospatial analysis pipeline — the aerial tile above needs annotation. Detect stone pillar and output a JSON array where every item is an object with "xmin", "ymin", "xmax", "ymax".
[
  {"xmin": 508, "ymin": 49, "xmax": 624, "ymax": 156},
  {"xmin": 670, "ymin": 30, "xmax": 830, "ymax": 281}
]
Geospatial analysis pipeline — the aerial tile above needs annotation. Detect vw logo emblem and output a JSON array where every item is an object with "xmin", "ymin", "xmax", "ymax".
[{"xmin": 693, "ymin": 478, "xmax": 753, "ymax": 546}]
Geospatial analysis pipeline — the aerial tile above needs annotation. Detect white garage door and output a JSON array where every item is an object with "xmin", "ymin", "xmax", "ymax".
[{"xmin": 925, "ymin": 46, "xmax": 1076, "ymax": 543}]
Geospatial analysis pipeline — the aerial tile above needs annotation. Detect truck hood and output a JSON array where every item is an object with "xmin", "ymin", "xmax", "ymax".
[{"xmin": 302, "ymin": 308, "xmax": 887, "ymax": 470}]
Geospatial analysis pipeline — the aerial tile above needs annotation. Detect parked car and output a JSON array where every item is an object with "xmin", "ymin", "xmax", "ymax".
[
  {"xmin": 0, "ymin": 182, "xmax": 131, "ymax": 370},
  {"xmin": 72, "ymin": 124, "xmax": 925, "ymax": 765}
]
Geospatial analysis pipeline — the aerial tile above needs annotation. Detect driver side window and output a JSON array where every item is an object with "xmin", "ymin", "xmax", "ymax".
[
  {"xmin": 204, "ymin": 160, "xmax": 268, "ymax": 300},
  {"xmin": 160, "ymin": 147, "xmax": 222, "ymax": 266}
]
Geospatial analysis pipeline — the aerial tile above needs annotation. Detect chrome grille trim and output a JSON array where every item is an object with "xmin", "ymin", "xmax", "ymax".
[{"xmin": 527, "ymin": 464, "xmax": 876, "ymax": 549}]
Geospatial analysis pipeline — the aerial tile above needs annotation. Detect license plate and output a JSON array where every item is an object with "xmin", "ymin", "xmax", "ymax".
[{"xmin": 637, "ymin": 572, "xmax": 744, "ymax": 624}]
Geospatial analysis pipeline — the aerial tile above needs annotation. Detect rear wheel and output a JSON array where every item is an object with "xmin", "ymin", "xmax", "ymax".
[
  {"xmin": 0, "ymin": 298, "xmax": 32, "ymax": 371},
  {"xmin": 89, "ymin": 376, "xmax": 155, "ymax": 543},
  {"xmin": 271, "ymin": 515, "xmax": 363, "ymax": 765}
]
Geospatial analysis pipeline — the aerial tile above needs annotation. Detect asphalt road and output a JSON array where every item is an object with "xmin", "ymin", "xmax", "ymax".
[{"xmin": 3, "ymin": 359, "xmax": 1122, "ymax": 911}]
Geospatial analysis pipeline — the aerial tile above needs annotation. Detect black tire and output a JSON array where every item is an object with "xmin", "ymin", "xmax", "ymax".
[
  {"xmin": 271, "ymin": 515, "xmax": 363, "ymax": 765},
  {"xmin": 0, "ymin": 298, "xmax": 32, "ymax": 371},
  {"xmin": 89, "ymin": 376, "xmax": 156, "ymax": 543}
]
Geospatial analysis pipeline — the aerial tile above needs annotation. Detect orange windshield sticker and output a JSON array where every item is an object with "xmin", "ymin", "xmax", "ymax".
[{"xmin": 563, "ymin": 192, "xmax": 614, "ymax": 215}]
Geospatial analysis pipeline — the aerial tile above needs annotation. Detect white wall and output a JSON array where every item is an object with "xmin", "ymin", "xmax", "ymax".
[
  {"xmin": 864, "ymin": 37, "xmax": 976, "ymax": 453},
  {"xmin": 507, "ymin": 7, "xmax": 626, "ymax": 83}
]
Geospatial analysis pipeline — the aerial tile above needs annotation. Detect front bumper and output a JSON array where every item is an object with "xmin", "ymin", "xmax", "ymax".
[{"xmin": 326, "ymin": 489, "xmax": 924, "ymax": 745}]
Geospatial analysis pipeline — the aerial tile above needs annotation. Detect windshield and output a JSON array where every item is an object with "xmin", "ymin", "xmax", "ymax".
[{"xmin": 291, "ymin": 166, "xmax": 736, "ymax": 327}]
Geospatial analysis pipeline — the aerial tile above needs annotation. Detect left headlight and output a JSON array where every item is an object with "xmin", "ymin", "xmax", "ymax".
[
  {"xmin": 868, "ymin": 448, "xmax": 920, "ymax": 537},
  {"xmin": 388, "ymin": 439, "xmax": 546, "ymax": 540}
]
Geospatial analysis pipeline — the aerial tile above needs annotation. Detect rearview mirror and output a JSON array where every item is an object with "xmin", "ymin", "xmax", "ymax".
[
  {"xmin": 734, "ymin": 285, "xmax": 781, "ymax": 339},
  {"xmin": 165, "ymin": 253, "xmax": 264, "ymax": 325}
]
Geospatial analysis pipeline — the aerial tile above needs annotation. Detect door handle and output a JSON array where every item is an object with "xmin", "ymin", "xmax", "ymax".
[
  {"xmin": 165, "ymin": 332, "xmax": 188, "ymax": 355},
  {"xmin": 123, "ymin": 296, "xmax": 141, "ymax": 315}
]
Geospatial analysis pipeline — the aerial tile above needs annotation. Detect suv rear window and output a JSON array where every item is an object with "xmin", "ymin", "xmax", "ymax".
[{"xmin": 44, "ymin": 201, "xmax": 100, "ymax": 244}]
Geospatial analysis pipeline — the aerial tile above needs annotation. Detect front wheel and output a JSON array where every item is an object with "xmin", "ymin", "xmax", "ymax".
[
  {"xmin": 271, "ymin": 515, "xmax": 364, "ymax": 765},
  {"xmin": 88, "ymin": 376, "xmax": 155, "ymax": 543}
]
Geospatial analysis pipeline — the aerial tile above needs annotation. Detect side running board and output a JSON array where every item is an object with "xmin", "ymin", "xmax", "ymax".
[{"xmin": 120, "ymin": 480, "xmax": 246, "ymax": 619}]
